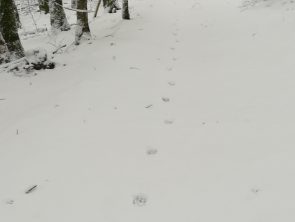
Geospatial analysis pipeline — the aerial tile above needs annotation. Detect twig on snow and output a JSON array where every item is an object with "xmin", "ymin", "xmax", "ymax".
[{"xmin": 25, "ymin": 185, "xmax": 38, "ymax": 194}]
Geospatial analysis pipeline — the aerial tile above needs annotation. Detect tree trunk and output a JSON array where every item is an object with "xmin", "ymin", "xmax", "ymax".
[
  {"xmin": 0, "ymin": 32, "xmax": 10, "ymax": 65},
  {"xmin": 39, "ymin": 0, "xmax": 49, "ymax": 14},
  {"xmin": 103, "ymin": 0, "xmax": 120, "ymax": 13},
  {"xmin": 103, "ymin": 0, "xmax": 112, "ymax": 8},
  {"xmin": 0, "ymin": 0, "xmax": 25, "ymax": 60},
  {"xmin": 49, "ymin": 0, "xmax": 70, "ymax": 31},
  {"xmin": 122, "ymin": 0, "xmax": 130, "ymax": 20},
  {"xmin": 75, "ymin": 0, "xmax": 91, "ymax": 45},
  {"xmin": 13, "ymin": 0, "xmax": 22, "ymax": 28}
]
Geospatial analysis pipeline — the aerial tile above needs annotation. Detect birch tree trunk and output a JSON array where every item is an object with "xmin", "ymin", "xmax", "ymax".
[
  {"xmin": 0, "ymin": 0, "xmax": 25, "ymax": 60},
  {"xmin": 75, "ymin": 0, "xmax": 91, "ymax": 45},
  {"xmin": 122, "ymin": 0, "xmax": 130, "ymax": 20},
  {"xmin": 49, "ymin": 0, "xmax": 70, "ymax": 31}
]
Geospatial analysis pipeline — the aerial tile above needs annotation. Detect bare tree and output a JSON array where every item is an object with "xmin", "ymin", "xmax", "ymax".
[
  {"xmin": 0, "ymin": 0, "xmax": 25, "ymax": 61},
  {"xmin": 122, "ymin": 0, "xmax": 130, "ymax": 20},
  {"xmin": 75, "ymin": 0, "xmax": 91, "ymax": 44},
  {"xmin": 49, "ymin": 0, "xmax": 70, "ymax": 31}
]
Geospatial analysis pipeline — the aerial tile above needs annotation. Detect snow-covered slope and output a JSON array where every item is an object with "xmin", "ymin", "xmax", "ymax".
[{"xmin": 1, "ymin": 0, "xmax": 295, "ymax": 221}]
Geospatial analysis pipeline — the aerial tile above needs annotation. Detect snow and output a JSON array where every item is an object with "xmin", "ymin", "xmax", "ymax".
[{"xmin": 1, "ymin": 0, "xmax": 295, "ymax": 221}]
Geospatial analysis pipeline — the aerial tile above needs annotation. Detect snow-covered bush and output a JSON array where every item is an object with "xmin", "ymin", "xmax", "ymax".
[
  {"xmin": 1, "ymin": 48, "xmax": 55, "ymax": 74},
  {"xmin": 25, "ymin": 48, "xmax": 55, "ymax": 70}
]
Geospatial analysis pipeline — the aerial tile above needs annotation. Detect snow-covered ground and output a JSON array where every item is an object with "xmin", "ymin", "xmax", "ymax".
[{"xmin": 1, "ymin": 0, "xmax": 295, "ymax": 221}]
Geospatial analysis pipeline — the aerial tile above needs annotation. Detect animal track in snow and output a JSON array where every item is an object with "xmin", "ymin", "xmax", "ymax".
[
  {"xmin": 4, "ymin": 199, "xmax": 14, "ymax": 205},
  {"xmin": 164, "ymin": 118, "xmax": 175, "ymax": 125},
  {"xmin": 192, "ymin": 1, "xmax": 201, "ymax": 9},
  {"xmin": 129, "ymin": 66, "xmax": 141, "ymax": 70},
  {"xmin": 146, "ymin": 147, "xmax": 158, "ymax": 155},
  {"xmin": 251, "ymin": 187, "xmax": 261, "ymax": 194},
  {"xmin": 133, "ymin": 194, "xmax": 148, "ymax": 207},
  {"xmin": 168, "ymin": 81, "xmax": 176, "ymax": 86},
  {"xmin": 200, "ymin": 24, "xmax": 208, "ymax": 28},
  {"xmin": 162, "ymin": 97, "xmax": 170, "ymax": 102}
]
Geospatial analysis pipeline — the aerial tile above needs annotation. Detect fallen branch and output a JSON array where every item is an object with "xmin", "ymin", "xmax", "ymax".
[
  {"xmin": 52, "ymin": 44, "xmax": 67, "ymax": 54},
  {"xmin": 0, "ymin": 57, "xmax": 28, "ymax": 69}
]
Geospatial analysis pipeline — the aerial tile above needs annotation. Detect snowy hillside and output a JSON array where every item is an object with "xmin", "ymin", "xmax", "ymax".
[{"xmin": 1, "ymin": 0, "xmax": 295, "ymax": 221}]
